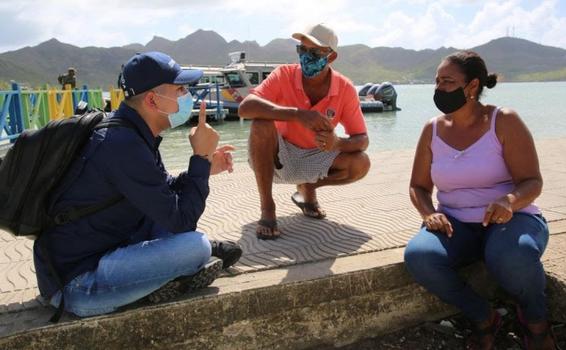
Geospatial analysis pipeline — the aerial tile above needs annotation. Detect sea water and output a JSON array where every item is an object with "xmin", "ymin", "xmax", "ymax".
[{"xmin": 159, "ymin": 81, "xmax": 566, "ymax": 168}]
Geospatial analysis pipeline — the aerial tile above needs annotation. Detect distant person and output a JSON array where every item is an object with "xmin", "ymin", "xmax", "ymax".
[
  {"xmin": 58, "ymin": 67, "xmax": 77, "ymax": 89},
  {"xmin": 34, "ymin": 52, "xmax": 242, "ymax": 317},
  {"xmin": 238, "ymin": 23, "xmax": 370, "ymax": 239},
  {"xmin": 404, "ymin": 51, "xmax": 557, "ymax": 349},
  {"xmin": 103, "ymin": 98, "xmax": 112, "ymax": 112}
]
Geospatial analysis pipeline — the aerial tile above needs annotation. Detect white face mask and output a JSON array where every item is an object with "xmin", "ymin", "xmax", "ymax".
[{"xmin": 154, "ymin": 91, "xmax": 194, "ymax": 128}]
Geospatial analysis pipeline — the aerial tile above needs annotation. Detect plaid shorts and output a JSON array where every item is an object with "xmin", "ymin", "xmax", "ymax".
[{"xmin": 271, "ymin": 134, "xmax": 339, "ymax": 184}]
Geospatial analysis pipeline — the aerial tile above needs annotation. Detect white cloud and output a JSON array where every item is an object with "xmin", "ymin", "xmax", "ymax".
[
  {"xmin": 359, "ymin": 0, "xmax": 566, "ymax": 50},
  {"xmin": 0, "ymin": 0, "xmax": 565, "ymax": 53},
  {"xmin": 541, "ymin": 16, "xmax": 566, "ymax": 48},
  {"xmin": 364, "ymin": 2, "xmax": 462, "ymax": 49},
  {"xmin": 451, "ymin": 0, "xmax": 566, "ymax": 48}
]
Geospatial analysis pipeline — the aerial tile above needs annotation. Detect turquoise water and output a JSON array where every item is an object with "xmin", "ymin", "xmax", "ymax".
[{"xmin": 159, "ymin": 81, "xmax": 566, "ymax": 168}]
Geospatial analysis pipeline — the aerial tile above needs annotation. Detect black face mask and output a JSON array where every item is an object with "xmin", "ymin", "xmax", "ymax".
[{"xmin": 433, "ymin": 86, "xmax": 468, "ymax": 114}]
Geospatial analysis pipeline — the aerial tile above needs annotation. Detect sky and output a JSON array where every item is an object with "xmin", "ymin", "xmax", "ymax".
[{"xmin": 0, "ymin": 0, "xmax": 565, "ymax": 54}]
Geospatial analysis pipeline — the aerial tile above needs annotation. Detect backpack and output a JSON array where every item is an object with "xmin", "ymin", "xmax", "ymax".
[
  {"xmin": 0, "ymin": 111, "xmax": 144, "ymax": 322},
  {"xmin": 0, "ymin": 111, "xmax": 139, "ymax": 239}
]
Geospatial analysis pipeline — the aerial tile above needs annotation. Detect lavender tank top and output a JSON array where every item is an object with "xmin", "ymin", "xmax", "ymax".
[{"xmin": 431, "ymin": 107, "xmax": 540, "ymax": 222}]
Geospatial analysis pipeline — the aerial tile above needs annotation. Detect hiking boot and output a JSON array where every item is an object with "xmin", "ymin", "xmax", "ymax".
[
  {"xmin": 210, "ymin": 240, "xmax": 242, "ymax": 269},
  {"xmin": 147, "ymin": 257, "xmax": 222, "ymax": 304}
]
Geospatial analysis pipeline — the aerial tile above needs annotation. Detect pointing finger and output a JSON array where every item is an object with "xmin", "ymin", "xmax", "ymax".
[{"xmin": 198, "ymin": 100, "xmax": 207, "ymax": 126}]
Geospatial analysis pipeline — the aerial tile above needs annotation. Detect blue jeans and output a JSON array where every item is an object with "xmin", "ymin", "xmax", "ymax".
[
  {"xmin": 51, "ymin": 231, "xmax": 211, "ymax": 317},
  {"xmin": 404, "ymin": 212, "xmax": 549, "ymax": 323}
]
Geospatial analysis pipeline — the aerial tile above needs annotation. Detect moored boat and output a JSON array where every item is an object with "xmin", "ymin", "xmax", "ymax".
[
  {"xmin": 358, "ymin": 82, "xmax": 401, "ymax": 112},
  {"xmin": 182, "ymin": 52, "xmax": 401, "ymax": 119}
]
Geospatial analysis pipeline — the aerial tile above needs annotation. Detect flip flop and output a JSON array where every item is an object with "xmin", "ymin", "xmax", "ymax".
[
  {"xmin": 291, "ymin": 191, "xmax": 326, "ymax": 219},
  {"xmin": 256, "ymin": 219, "xmax": 281, "ymax": 240}
]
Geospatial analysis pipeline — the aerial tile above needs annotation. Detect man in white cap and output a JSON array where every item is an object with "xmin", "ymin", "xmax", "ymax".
[{"xmin": 239, "ymin": 24, "xmax": 370, "ymax": 239}]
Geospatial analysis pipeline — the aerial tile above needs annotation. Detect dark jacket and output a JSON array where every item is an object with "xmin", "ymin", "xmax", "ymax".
[{"xmin": 33, "ymin": 102, "xmax": 210, "ymax": 298}]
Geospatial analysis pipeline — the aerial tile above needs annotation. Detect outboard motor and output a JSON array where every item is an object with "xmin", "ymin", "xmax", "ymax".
[
  {"xmin": 368, "ymin": 82, "xmax": 398, "ymax": 110},
  {"xmin": 358, "ymin": 83, "xmax": 373, "ymax": 97},
  {"xmin": 367, "ymin": 84, "xmax": 381, "ymax": 97}
]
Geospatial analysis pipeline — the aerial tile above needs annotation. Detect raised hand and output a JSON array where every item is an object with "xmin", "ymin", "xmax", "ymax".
[{"xmin": 189, "ymin": 100, "xmax": 219, "ymax": 161}]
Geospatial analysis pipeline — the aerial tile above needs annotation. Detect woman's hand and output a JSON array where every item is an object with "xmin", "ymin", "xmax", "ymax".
[
  {"xmin": 482, "ymin": 195, "xmax": 513, "ymax": 226},
  {"xmin": 423, "ymin": 213, "xmax": 454, "ymax": 237}
]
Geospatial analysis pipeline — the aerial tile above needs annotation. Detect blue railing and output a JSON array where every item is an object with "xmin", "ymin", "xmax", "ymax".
[
  {"xmin": 1, "ymin": 81, "xmax": 224, "ymax": 144},
  {"xmin": 0, "ymin": 82, "xmax": 25, "ymax": 143},
  {"xmin": 0, "ymin": 82, "xmax": 105, "ymax": 143},
  {"xmin": 189, "ymin": 82, "xmax": 224, "ymax": 121}
]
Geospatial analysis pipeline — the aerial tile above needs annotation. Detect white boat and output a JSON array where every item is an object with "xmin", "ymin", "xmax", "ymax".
[{"xmin": 182, "ymin": 52, "xmax": 280, "ymax": 120}]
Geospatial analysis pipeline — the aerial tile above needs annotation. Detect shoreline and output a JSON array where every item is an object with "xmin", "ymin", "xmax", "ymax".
[{"xmin": 170, "ymin": 135, "xmax": 566, "ymax": 166}]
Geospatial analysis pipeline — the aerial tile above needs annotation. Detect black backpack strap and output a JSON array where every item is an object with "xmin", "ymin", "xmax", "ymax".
[
  {"xmin": 38, "ymin": 238, "xmax": 66, "ymax": 322},
  {"xmin": 52, "ymin": 117, "xmax": 155, "ymax": 226},
  {"xmin": 53, "ymin": 195, "xmax": 124, "ymax": 226},
  {"xmin": 95, "ymin": 118, "xmax": 155, "ymax": 152}
]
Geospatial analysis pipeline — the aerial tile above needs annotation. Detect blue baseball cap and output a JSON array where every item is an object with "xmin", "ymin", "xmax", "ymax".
[{"xmin": 119, "ymin": 51, "xmax": 203, "ymax": 98}]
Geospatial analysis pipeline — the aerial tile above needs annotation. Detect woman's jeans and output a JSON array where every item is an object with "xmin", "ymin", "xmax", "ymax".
[
  {"xmin": 404, "ymin": 212, "xmax": 549, "ymax": 323},
  {"xmin": 50, "ymin": 231, "xmax": 211, "ymax": 317}
]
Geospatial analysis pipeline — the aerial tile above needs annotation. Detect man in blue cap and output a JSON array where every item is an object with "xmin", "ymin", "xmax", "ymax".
[{"xmin": 33, "ymin": 51, "xmax": 242, "ymax": 317}]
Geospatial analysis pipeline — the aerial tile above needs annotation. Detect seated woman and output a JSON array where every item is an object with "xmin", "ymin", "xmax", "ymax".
[{"xmin": 404, "ymin": 51, "xmax": 557, "ymax": 350}]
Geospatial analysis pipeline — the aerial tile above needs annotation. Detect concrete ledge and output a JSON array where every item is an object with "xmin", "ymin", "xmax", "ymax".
[
  {"xmin": 0, "ymin": 251, "xmax": 496, "ymax": 349},
  {"xmin": 0, "ymin": 226, "xmax": 564, "ymax": 350}
]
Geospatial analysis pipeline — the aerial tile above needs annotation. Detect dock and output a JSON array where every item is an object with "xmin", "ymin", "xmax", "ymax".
[{"xmin": 190, "ymin": 107, "xmax": 229, "ymax": 123}]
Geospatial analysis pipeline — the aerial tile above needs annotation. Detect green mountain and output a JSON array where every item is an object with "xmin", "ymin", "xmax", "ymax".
[
  {"xmin": 0, "ymin": 39, "xmax": 135, "ymax": 89},
  {"xmin": 1, "ymin": 31, "xmax": 565, "ymax": 89},
  {"xmin": 472, "ymin": 37, "xmax": 566, "ymax": 81}
]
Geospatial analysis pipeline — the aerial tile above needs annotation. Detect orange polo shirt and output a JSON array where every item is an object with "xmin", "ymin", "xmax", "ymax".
[{"xmin": 250, "ymin": 64, "xmax": 367, "ymax": 149}]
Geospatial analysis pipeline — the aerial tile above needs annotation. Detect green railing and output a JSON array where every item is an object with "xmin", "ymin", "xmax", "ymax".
[{"xmin": 0, "ymin": 82, "xmax": 104, "ymax": 142}]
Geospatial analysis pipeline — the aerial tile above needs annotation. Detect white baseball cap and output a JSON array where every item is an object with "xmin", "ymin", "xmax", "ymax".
[{"xmin": 292, "ymin": 23, "xmax": 338, "ymax": 52}]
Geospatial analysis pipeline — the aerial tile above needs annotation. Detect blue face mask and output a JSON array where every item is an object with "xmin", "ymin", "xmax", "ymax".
[
  {"xmin": 155, "ymin": 91, "xmax": 194, "ymax": 128},
  {"xmin": 299, "ymin": 52, "xmax": 328, "ymax": 78},
  {"xmin": 168, "ymin": 92, "xmax": 194, "ymax": 128}
]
